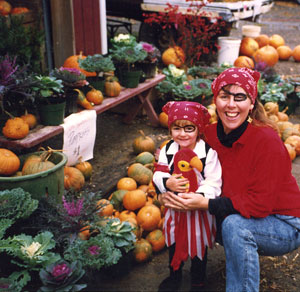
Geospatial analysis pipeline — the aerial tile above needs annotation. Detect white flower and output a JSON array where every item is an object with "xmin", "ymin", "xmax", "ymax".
[
  {"xmin": 21, "ymin": 242, "xmax": 42, "ymax": 258},
  {"xmin": 114, "ymin": 34, "xmax": 131, "ymax": 42},
  {"xmin": 170, "ymin": 67, "xmax": 185, "ymax": 77}
]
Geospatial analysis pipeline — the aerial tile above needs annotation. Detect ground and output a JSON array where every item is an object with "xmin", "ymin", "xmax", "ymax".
[{"xmin": 45, "ymin": 1, "xmax": 300, "ymax": 291}]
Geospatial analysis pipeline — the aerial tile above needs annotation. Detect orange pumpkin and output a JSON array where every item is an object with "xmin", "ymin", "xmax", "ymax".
[
  {"xmin": 0, "ymin": 148, "xmax": 20, "ymax": 176},
  {"xmin": 255, "ymin": 34, "xmax": 270, "ymax": 48},
  {"xmin": 285, "ymin": 135, "xmax": 300, "ymax": 156},
  {"xmin": 132, "ymin": 130, "xmax": 156, "ymax": 154},
  {"xmin": 137, "ymin": 204, "xmax": 161, "ymax": 231},
  {"xmin": 159, "ymin": 112, "xmax": 168, "ymax": 128},
  {"xmin": 285, "ymin": 143, "xmax": 296, "ymax": 161},
  {"xmin": 86, "ymin": 89, "xmax": 103, "ymax": 105},
  {"xmin": 123, "ymin": 189, "xmax": 147, "ymax": 211},
  {"xmin": 269, "ymin": 34, "xmax": 285, "ymax": 49},
  {"xmin": 162, "ymin": 46, "xmax": 185, "ymax": 68},
  {"xmin": 159, "ymin": 139, "xmax": 170, "ymax": 149},
  {"xmin": 127, "ymin": 163, "xmax": 153, "ymax": 185},
  {"xmin": 75, "ymin": 159, "xmax": 93, "ymax": 180},
  {"xmin": 20, "ymin": 113, "xmax": 37, "ymax": 129},
  {"xmin": 146, "ymin": 229, "xmax": 166, "ymax": 252},
  {"xmin": 11, "ymin": 7, "xmax": 29, "ymax": 14},
  {"xmin": 64, "ymin": 166, "xmax": 85, "ymax": 190},
  {"xmin": 2, "ymin": 117, "xmax": 29, "ymax": 140},
  {"xmin": 117, "ymin": 177, "xmax": 137, "ymax": 191},
  {"xmin": 133, "ymin": 238, "xmax": 153, "ymax": 263},
  {"xmin": 63, "ymin": 52, "xmax": 96, "ymax": 77},
  {"xmin": 277, "ymin": 46, "xmax": 292, "ymax": 61},
  {"xmin": 292, "ymin": 45, "xmax": 300, "ymax": 62},
  {"xmin": 0, "ymin": 1, "xmax": 12, "ymax": 15},
  {"xmin": 234, "ymin": 56, "xmax": 255, "ymax": 69},
  {"xmin": 97, "ymin": 199, "xmax": 114, "ymax": 216},
  {"xmin": 105, "ymin": 77, "xmax": 121, "ymax": 97},
  {"xmin": 119, "ymin": 210, "xmax": 137, "ymax": 222},
  {"xmin": 78, "ymin": 225, "xmax": 92, "ymax": 240},
  {"xmin": 239, "ymin": 37, "xmax": 259, "ymax": 57},
  {"xmin": 253, "ymin": 45, "xmax": 279, "ymax": 67},
  {"xmin": 138, "ymin": 184, "xmax": 149, "ymax": 193}
]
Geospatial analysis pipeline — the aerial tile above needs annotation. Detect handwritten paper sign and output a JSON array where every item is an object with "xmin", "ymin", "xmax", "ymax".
[{"xmin": 62, "ymin": 110, "xmax": 97, "ymax": 166}]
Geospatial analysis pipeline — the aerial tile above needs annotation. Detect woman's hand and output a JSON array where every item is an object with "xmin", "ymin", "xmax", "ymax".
[
  {"xmin": 160, "ymin": 191, "xmax": 209, "ymax": 211},
  {"xmin": 166, "ymin": 174, "xmax": 190, "ymax": 193}
]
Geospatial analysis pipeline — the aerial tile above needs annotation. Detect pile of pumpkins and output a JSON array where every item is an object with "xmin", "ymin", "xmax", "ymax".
[
  {"xmin": 0, "ymin": 1, "xmax": 29, "ymax": 16},
  {"xmin": 234, "ymin": 33, "xmax": 300, "ymax": 69},
  {"xmin": 263, "ymin": 101, "xmax": 300, "ymax": 161},
  {"xmin": 84, "ymin": 130, "xmax": 167, "ymax": 263}
]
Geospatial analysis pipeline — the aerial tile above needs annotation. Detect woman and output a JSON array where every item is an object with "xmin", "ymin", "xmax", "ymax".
[{"xmin": 159, "ymin": 67, "xmax": 300, "ymax": 291}]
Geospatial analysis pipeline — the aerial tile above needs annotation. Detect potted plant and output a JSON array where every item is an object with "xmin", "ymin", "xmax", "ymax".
[
  {"xmin": 110, "ymin": 34, "xmax": 147, "ymax": 88},
  {"xmin": 31, "ymin": 75, "xmax": 65, "ymax": 126},
  {"xmin": 0, "ymin": 55, "xmax": 35, "ymax": 121},
  {"xmin": 78, "ymin": 54, "xmax": 115, "ymax": 92},
  {"xmin": 51, "ymin": 67, "xmax": 88, "ymax": 116},
  {"xmin": 136, "ymin": 42, "xmax": 161, "ymax": 80}
]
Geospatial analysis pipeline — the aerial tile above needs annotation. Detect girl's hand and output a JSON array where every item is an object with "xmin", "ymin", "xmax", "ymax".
[{"xmin": 166, "ymin": 174, "xmax": 190, "ymax": 192}]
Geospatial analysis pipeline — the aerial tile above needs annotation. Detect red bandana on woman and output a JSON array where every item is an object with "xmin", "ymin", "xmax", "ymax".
[
  {"xmin": 162, "ymin": 101, "xmax": 211, "ymax": 132},
  {"xmin": 211, "ymin": 67, "xmax": 261, "ymax": 104}
]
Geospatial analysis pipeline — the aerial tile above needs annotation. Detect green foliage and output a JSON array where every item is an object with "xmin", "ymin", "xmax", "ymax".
[
  {"xmin": 0, "ymin": 219, "xmax": 13, "ymax": 239},
  {"xmin": 187, "ymin": 64, "xmax": 231, "ymax": 79},
  {"xmin": 50, "ymin": 67, "xmax": 86, "ymax": 88},
  {"xmin": 0, "ymin": 15, "xmax": 44, "ymax": 73},
  {"xmin": 0, "ymin": 188, "xmax": 39, "ymax": 223},
  {"xmin": 39, "ymin": 260, "xmax": 86, "ymax": 292},
  {"xmin": 78, "ymin": 54, "xmax": 115, "ymax": 74},
  {"xmin": 1, "ymin": 231, "xmax": 60, "ymax": 271},
  {"xmin": 64, "ymin": 233, "xmax": 122, "ymax": 271},
  {"xmin": 0, "ymin": 270, "xmax": 31, "ymax": 292},
  {"xmin": 101, "ymin": 220, "xmax": 136, "ymax": 253}
]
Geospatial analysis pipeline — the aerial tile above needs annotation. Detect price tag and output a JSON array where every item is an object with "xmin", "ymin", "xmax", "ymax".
[{"xmin": 62, "ymin": 110, "xmax": 97, "ymax": 166}]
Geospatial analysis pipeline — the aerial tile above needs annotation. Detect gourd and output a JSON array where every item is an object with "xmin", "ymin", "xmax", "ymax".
[
  {"xmin": 105, "ymin": 76, "xmax": 121, "ymax": 97},
  {"xmin": 122, "ymin": 189, "xmax": 147, "ymax": 211},
  {"xmin": 146, "ymin": 229, "xmax": 166, "ymax": 252},
  {"xmin": 0, "ymin": 148, "xmax": 20, "ymax": 176},
  {"xmin": 135, "ymin": 152, "xmax": 155, "ymax": 165},
  {"xmin": 127, "ymin": 163, "xmax": 153, "ymax": 185},
  {"xmin": 162, "ymin": 46, "xmax": 185, "ymax": 68},
  {"xmin": 132, "ymin": 130, "xmax": 156, "ymax": 154},
  {"xmin": 86, "ymin": 89, "xmax": 103, "ymax": 105},
  {"xmin": 64, "ymin": 166, "xmax": 85, "ymax": 191},
  {"xmin": 75, "ymin": 159, "xmax": 93, "ymax": 180},
  {"xmin": 97, "ymin": 199, "xmax": 114, "ymax": 217},
  {"xmin": 22, "ymin": 151, "xmax": 55, "ymax": 175},
  {"xmin": 74, "ymin": 89, "xmax": 94, "ymax": 109},
  {"xmin": 2, "ymin": 117, "xmax": 29, "ymax": 140},
  {"xmin": 63, "ymin": 52, "xmax": 96, "ymax": 77},
  {"xmin": 133, "ymin": 238, "xmax": 153, "ymax": 263},
  {"xmin": 20, "ymin": 112, "xmax": 37, "ymax": 129},
  {"xmin": 110, "ymin": 189, "xmax": 128, "ymax": 211},
  {"xmin": 137, "ymin": 204, "xmax": 161, "ymax": 231}
]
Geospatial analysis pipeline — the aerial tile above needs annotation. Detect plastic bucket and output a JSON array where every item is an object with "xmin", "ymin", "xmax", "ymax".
[
  {"xmin": 0, "ymin": 151, "xmax": 67, "ymax": 202},
  {"xmin": 217, "ymin": 37, "xmax": 241, "ymax": 66},
  {"xmin": 38, "ymin": 102, "xmax": 66, "ymax": 126},
  {"xmin": 242, "ymin": 25, "xmax": 261, "ymax": 38}
]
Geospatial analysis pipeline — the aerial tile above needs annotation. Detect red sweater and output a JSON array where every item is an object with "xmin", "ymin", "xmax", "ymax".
[{"xmin": 205, "ymin": 123, "xmax": 300, "ymax": 218}]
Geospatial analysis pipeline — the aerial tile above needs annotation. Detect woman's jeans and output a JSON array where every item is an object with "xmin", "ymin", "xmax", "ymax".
[{"xmin": 221, "ymin": 214, "xmax": 300, "ymax": 292}]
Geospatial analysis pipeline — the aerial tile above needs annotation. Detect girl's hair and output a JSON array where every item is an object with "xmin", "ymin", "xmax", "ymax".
[{"xmin": 170, "ymin": 120, "xmax": 203, "ymax": 141}]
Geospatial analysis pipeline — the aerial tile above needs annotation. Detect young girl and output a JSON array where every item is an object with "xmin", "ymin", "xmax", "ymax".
[{"xmin": 153, "ymin": 101, "xmax": 222, "ymax": 291}]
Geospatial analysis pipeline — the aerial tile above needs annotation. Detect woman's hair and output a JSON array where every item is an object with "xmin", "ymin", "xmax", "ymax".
[
  {"xmin": 170, "ymin": 120, "xmax": 203, "ymax": 141},
  {"xmin": 250, "ymin": 99, "xmax": 279, "ymax": 133}
]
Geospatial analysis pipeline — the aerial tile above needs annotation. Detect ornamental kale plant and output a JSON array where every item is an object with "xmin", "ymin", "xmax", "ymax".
[
  {"xmin": 51, "ymin": 67, "xmax": 87, "ymax": 88},
  {"xmin": 63, "ymin": 232, "xmax": 122, "ymax": 271},
  {"xmin": 78, "ymin": 54, "xmax": 115, "ymax": 76},
  {"xmin": 144, "ymin": 0, "xmax": 226, "ymax": 65},
  {"xmin": 39, "ymin": 260, "xmax": 86, "ymax": 292},
  {"xmin": 1, "ymin": 231, "xmax": 60, "ymax": 271},
  {"xmin": 0, "ymin": 188, "xmax": 39, "ymax": 224}
]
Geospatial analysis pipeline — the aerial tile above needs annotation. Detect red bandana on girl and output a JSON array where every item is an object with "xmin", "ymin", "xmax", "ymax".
[
  {"xmin": 211, "ymin": 67, "xmax": 261, "ymax": 104},
  {"xmin": 162, "ymin": 101, "xmax": 210, "ymax": 133}
]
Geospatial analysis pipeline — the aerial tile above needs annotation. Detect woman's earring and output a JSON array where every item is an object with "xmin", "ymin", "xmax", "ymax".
[{"xmin": 247, "ymin": 116, "xmax": 253, "ymax": 123}]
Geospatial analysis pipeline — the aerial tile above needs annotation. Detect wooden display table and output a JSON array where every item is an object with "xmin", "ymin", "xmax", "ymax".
[{"xmin": 0, "ymin": 74, "xmax": 165, "ymax": 150}]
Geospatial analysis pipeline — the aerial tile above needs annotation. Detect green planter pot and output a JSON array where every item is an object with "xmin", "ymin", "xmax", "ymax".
[
  {"xmin": 38, "ymin": 101, "xmax": 66, "ymax": 126},
  {"xmin": 120, "ymin": 70, "xmax": 142, "ymax": 88},
  {"xmin": 0, "ymin": 151, "xmax": 67, "ymax": 203},
  {"xmin": 87, "ymin": 77, "xmax": 105, "ymax": 92}
]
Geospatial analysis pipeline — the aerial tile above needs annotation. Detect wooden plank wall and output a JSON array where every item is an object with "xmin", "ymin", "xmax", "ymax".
[{"xmin": 72, "ymin": 0, "xmax": 102, "ymax": 55}]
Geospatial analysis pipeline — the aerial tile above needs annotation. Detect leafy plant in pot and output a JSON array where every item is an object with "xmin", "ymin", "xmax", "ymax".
[
  {"xmin": 78, "ymin": 54, "xmax": 115, "ymax": 93},
  {"xmin": 110, "ymin": 34, "xmax": 148, "ymax": 88},
  {"xmin": 51, "ymin": 67, "xmax": 88, "ymax": 116},
  {"xmin": 31, "ymin": 75, "xmax": 65, "ymax": 126}
]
